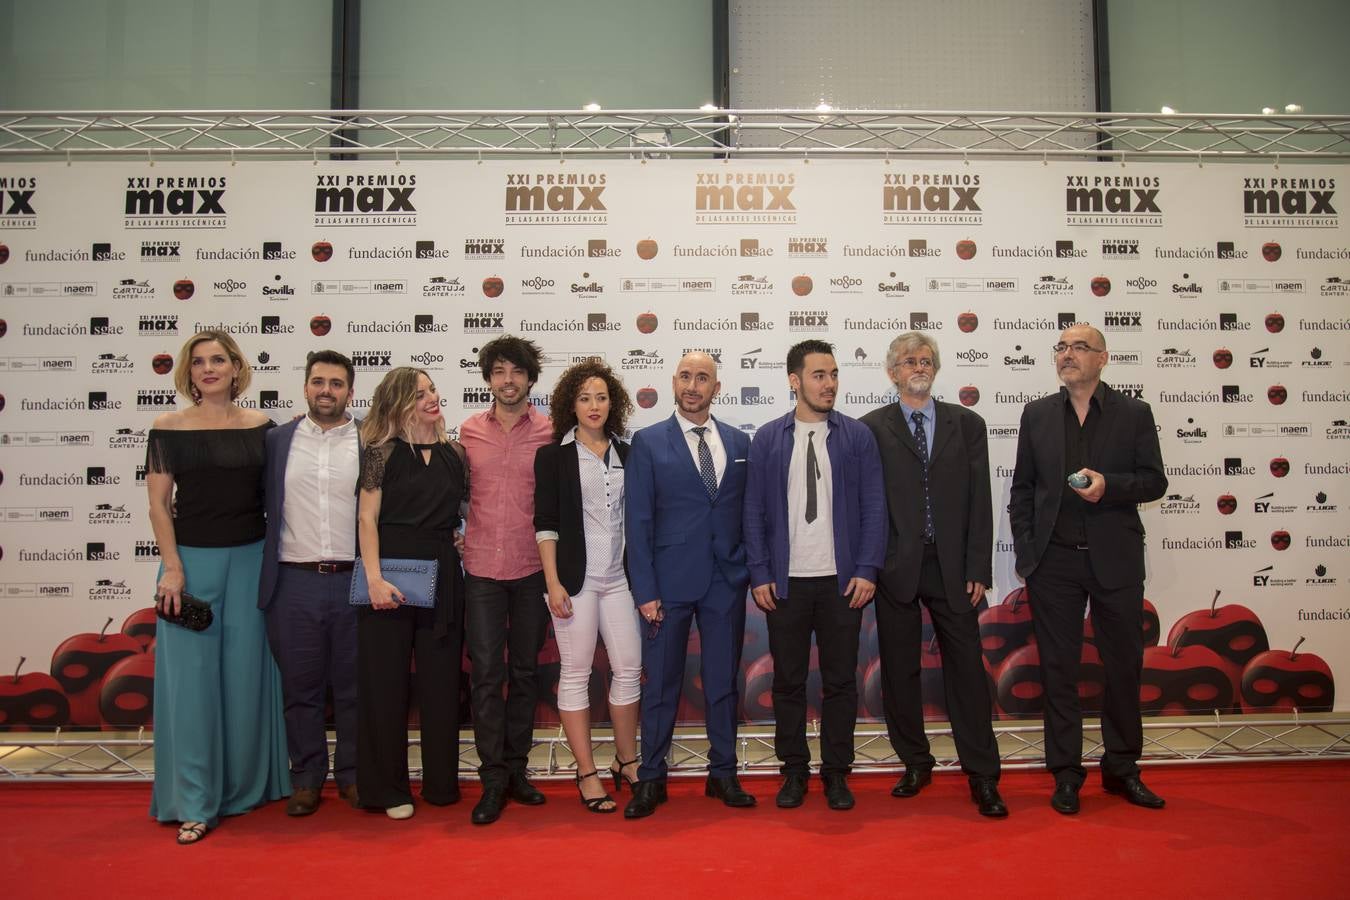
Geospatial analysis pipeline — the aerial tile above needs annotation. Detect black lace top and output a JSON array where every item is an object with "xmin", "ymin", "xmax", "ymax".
[
  {"xmin": 359, "ymin": 439, "xmax": 466, "ymax": 535},
  {"xmin": 146, "ymin": 423, "xmax": 274, "ymax": 547}
]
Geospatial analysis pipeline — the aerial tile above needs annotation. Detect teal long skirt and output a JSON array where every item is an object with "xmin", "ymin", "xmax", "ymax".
[{"xmin": 150, "ymin": 541, "xmax": 291, "ymax": 826}]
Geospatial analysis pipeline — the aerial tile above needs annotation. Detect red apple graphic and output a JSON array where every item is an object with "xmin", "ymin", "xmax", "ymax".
[
  {"xmin": 958, "ymin": 385, "xmax": 980, "ymax": 407},
  {"xmin": 0, "ymin": 319, "xmax": 7, "ymax": 337},
  {"xmin": 1267, "ymin": 384, "xmax": 1287, "ymax": 405},
  {"xmin": 1261, "ymin": 241, "xmax": 1281, "ymax": 262},
  {"xmin": 172, "ymin": 279, "xmax": 194, "ymax": 300},
  {"xmin": 98, "ymin": 652, "xmax": 154, "ymax": 729},
  {"xmin": 955, "ymin": 239, "xmax": 977, "ymax": 260},
  {"xmin": 482, "ymin": 276, "xmax": 504, "ymax": 298},
  {"xmin": 311, "ymin": 241, "xmax": 333, "ymax": 262},
  {"xmin": 1085, "ymin": 597, "xmax": 1161, "ymax": 648},
  {"xmin": 861, "ymin": 656, "xmax": 884, "ymax": 719},
  {"xmin": 120, "ymin": 608, "xmax": 157, "ymax": 652},
  {"xmin": 994, "ymin": 643, "xmax": 1043, "ymax": 718},
  {"xmin": 741, "ymin": 651, "xmax": 776, "ymax": 722},
  {"xmin": 151, "ymin": 353, "xmax": 174, "ymax": 375},
  {"xmin": 1240, "ymin": 637, "xmax": 1334, "ymax": 713},
  {"xmin": 1269, "ymin": 457, "xmax": 1289, "ymax": 478},
  {"xmin": 0, "ymin": 243, "xmax": 9, "ymax": 264},
  {"xmin": 1140, "ymin": 627, "xmax": 1238, "ymax": 715},
  {"xmin": 957, "ymin": 311, "xmax": 979, "ymax": 333},
  {"xmin": 1270, "ymin": 530, "xmax": 1291, "ymax": 551},
  {"xmin": 1217, "ymin": 494, "xmax": 1237, "ymax": 515},
  {"xmin": 636, "ymin": 239, "xmax": 658, "ymax": 260},
  {"xmin": 1213, "ymin": 348, "xmax": 1233, "ymax": 369},
  {"xmin": 0, "ymin": 657, "xmax": 71, "ymax": 731},
  {"xmin": 636, "ymin": 387, "xmax": 658, "ymax": 409},
  {"xmin": 50, "ymin": 617, "xmax": 140, "ymax": 727},
  {"xmin": 636, "ymin": 312, "xmax": 658, "ymax": 335},
  {"xmin": 978, "ymin": 587, "xmax": 1035, "ymax": 669},
  {"xmin": 1167, "ymin": 589, "xmax": 1270, "ymax": 670},
  {"xmin": 791, "ymin": 275, "xmax": 813, "ymax": 296},
  {"xmin": 1265, "ymin": 312, "xmax": 1284, "ymax": 333},
  {"xmin": 309, "ymin": 315, "xmax": 332, "ymax": 337},
  {"xmin": 1091, "ymin": 276, "xmax": 1111, "ymax": 297}
]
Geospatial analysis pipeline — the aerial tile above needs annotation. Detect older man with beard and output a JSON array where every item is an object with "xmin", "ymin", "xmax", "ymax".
[{"xmin": 861, "ymin": 332, "xmax": 1006, "ymax": 818}]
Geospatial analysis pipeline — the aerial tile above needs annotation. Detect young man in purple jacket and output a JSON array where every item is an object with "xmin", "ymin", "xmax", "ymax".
[{"xmin": 743, "ymin": 340, "xmax": 886, "ymax": 811}]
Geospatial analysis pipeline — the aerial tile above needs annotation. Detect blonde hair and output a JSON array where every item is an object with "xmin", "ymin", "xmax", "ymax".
[
  {"xmin": 173, "ymin": 330, "xmax": 252, "ymax": 402},
  {"xmin": 360, "ymin": 367, "xmax": 447, "ymax": 448}
]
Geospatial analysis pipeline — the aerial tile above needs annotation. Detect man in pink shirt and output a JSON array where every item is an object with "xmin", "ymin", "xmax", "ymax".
[{"xmin": 458, "ymin": 335, "xmax": 554, "ymax": 825}]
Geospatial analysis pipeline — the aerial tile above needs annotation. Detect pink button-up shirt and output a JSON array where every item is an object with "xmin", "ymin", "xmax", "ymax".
[{"xmin": 459, "ymin": 403, "xmax": 554, "ymax": 580}]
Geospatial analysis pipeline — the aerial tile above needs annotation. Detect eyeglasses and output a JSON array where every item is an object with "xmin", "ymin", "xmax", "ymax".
[
  {"xmin": 1053, "ymin": 341, "xmax": 1105, "ymax": 355},
  {"xmin": 896, "ymin": 357, "xmax": 935, "ymax": 370}
]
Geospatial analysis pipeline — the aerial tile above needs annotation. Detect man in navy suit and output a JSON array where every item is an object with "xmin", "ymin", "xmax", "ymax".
[
  {"xmin": 624, "ymin": 351, "xmax": 754, "ymax": 818},
  {"xmin": 259, "ymin": 350, "xmax": 361, "ymax": 816}
]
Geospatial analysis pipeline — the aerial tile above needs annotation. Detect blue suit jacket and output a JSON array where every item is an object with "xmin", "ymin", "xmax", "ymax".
[
  {"xmin": 743, "ymin": 409, "xmax": 886, "ymax": 599},
  {"xmin": 624, "ymin": 414, "xmax": 751, "ymax": 605},
  {"xmin": 258, "ymin": 416, "xmax": 361, "ymax": 610}
]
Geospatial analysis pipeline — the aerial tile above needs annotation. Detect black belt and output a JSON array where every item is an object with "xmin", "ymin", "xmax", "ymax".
[{"xmin": 281, "ymin": 560, "xmax": 355, "ymax": 574}]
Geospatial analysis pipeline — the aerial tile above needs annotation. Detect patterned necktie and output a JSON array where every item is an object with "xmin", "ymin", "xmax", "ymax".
[
  {"xmin": 692, "ymin": 426, "xmax": 718, "ymax": 498},
  {"xmin": 911, "ymin": 410, "xmax": 935, "ymax": 542},
  {"xmin": 805, "ymin": 430, "xmax": 819, "ymax": 523}
]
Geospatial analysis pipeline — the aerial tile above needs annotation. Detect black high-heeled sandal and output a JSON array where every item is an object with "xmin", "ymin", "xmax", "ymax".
[
  {"xmin": 576, "ymin": 771, "xmax": 617, "ymax": 814},
  {"xmin": 609, "ymin": 758, "xmax": 639, "ymax": 794}
]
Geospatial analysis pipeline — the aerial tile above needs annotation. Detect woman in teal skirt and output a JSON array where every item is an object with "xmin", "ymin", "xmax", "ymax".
[{"xmin": 146, "ymin": 330, "xmax": 289, "ymax": 844}]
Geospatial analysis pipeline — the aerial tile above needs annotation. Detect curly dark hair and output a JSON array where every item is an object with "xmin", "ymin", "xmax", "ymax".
[
  {"xmin": 549, "ymin": 359, "xmax": 633, "ymax": 441},
  {"xmin": 478, "ymin": 334, "xmax": 542, "ymax": 384}
]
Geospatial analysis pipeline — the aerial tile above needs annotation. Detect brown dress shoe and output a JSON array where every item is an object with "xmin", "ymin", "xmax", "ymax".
[
  {"xmin": 286, "ymin": 787, "xmax": 321, "ymax": 817},
  {"xmin": 338, "ymin": 784, "xmax": 361, "ymax": 809}
]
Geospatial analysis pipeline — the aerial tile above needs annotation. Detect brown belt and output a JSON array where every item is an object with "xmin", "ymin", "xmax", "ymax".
[{"xmin": 281, "ymin": 560, "xmax": 355, "ymax": 574}]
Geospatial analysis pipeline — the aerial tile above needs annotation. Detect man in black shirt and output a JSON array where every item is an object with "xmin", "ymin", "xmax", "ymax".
[{"xmin": 1008, "ymin": 323, "xmax": 1168, "ymax": 815}]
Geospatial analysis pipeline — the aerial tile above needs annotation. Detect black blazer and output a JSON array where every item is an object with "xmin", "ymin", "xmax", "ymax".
[
  {"xmin": 861, "ymin": 400, "xmax": 993, "ymax": 613},
  {"xmin": 1008, "ymin": 383, "xmax": 1167, "ymax": 590},
  {"xmin": 533, "ymin": 437, "xmax": 631, "ymax": 596}
]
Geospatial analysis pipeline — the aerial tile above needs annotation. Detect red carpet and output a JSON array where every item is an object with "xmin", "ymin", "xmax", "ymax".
[{"xmin": 4, "ymin": 762, "xmax": 1348, "ymax": 899}]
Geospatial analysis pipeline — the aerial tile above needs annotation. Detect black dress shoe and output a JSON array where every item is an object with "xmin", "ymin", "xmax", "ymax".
[
  {"xmin": 823, "ymin": 774, "xmax": 855, "ymax": 811},
  {"xmin": 507, "ymin": 771, "xmax": 546, "ymax": 806},
  {"xmin": 890, "ymin": 768, "xmax": 932, "ymax": 798},
  {"xmin": 1102, "ymin": 774, "xmax": 1165, "ymax": 809},
  {"xmin": 776, "ymin": 773, "xmax": 808, "ymax": 809},
  {"xmin": 471, "ymin": 784, "xmax": 507, "ymax": 825},
  {"xmin": 969, "ymin": 780, "xmax": 1008, "ymax": 818},
  {"xmin": 1050, "ymin": 781, "xmax": 1080, "ymax": 815},
  {"xmin": 623, "ymin": 780, "xmax": 668, "ymax": 819},
  {"xmin": 705, "ymin": 774, "xmax": 757, "ymax": 808},
  {"xmin": 286, "ymin": 787, "xmax": 320, "ymax": 817}
]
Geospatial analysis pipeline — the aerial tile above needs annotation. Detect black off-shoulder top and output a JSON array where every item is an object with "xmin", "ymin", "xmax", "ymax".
[{"xmin": 145, "ymin": 423, "xmax": 274, "ymax": 547}]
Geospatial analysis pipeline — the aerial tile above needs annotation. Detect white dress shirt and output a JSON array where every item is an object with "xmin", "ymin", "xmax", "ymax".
[
  {"xmin": 676, "ymin": 411, "xmax": 727, "ymax": 486},
  {"xmin": 279, "ymin": 415, "xmax": 359, "ymax": 562}
]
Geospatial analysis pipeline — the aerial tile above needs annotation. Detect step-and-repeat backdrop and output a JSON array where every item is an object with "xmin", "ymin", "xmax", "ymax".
[{"xmin": 1, "ymin": 159, "xmax": 1346, "ymax": 731}]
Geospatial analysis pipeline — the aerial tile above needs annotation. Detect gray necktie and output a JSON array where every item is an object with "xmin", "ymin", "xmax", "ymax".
[{"xmin": 692, "ymin": 426, "xmax": 717, "ymax": 498}]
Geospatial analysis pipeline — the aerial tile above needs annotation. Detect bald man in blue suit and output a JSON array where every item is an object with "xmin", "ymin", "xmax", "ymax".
[{"xmin": 623, "ymin": 352, "xmax": 755, "ymax": 818}]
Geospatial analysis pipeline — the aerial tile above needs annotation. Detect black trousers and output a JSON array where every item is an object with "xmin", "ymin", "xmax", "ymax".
[
  {"xmin": 766, "ymin": 575, "xmax": 863, "ymax": 777},
  {"xmin": 355, "ymin": 602, "xmax": 462, "ymax": 809},
  {"xmin": 1028, "ymin": 543, "xmax": 1144, "ymax": 786},
  {"xmin": 464, "ymin": 570, "xmax": 550, "ymax": 784},
  {"xmin": 876, "ymin": 544, "xmax": 1000, "ymax": 781}
]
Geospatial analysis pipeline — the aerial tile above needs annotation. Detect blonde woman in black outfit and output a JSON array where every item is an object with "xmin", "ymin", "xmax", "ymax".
[{"xmin": 356, "ymin": 367, "xmax": 468, "ymax": 820}]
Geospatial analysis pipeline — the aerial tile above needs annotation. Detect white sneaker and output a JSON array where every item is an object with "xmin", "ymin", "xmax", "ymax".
[{"xmin": 386, "ymin": 803, "xmax": 415, "ymax": 820}]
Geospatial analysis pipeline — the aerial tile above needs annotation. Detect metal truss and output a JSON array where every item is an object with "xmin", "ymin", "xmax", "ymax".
[
  {"xmin": 4, "ymin": 715, "xmax": 1347, "ymax": 781},
  {"xmin": 1, "ymin": 110, "xmax": 1348, "ymax": 160}
]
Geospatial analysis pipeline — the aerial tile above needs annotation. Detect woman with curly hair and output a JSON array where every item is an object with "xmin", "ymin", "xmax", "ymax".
[
  {"xmin": 533, "ymin": 359, "xmax": 642, "ymax": 813},
  {"xmin": 355, "ymin": 367, "xmax": 468, "ymax": 820}
]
